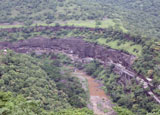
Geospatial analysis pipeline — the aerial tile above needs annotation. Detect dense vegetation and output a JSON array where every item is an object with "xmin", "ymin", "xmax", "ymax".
[
  {"xmin": 0, "ymin": 50, "xmax": 89, "ymax": 113},
  {"xmin": 0, "ymin": 0, "xmax": 106, "ymax": 24},
  {"xmin": 0, "ymin": 91, "xmax": 49, "ymax": 115},
  {"xmin": 0, "ymin": 91, "xmax": 93, "ymax": 115},
  {"xmin": 0, "ymin": 0, "xmax": 160, "ymax": 86},
  {"xmin": 0, "ymin": 24, "xmax": 159, "ymax": 96},
  {"xmin": 96, "ymin": 0, "xmax": 160, "ymax": 39},
  {"xmin": 0, "ymin": 25, "xmax": 160, "ymax": 114},
  {"xmin": 0, "ymin": 0, "xmax": 160, "ymax": 114},
  {"xmin": 0, "ymin": 26, "xmax": 142, "ymax": 56},
  {"xmin": 79, "ymin": 60, "xmax": 160, "ymax": 114},
  {"xmin": 0, "ymin": 0, "xmax": 160, "ymax": 39}
]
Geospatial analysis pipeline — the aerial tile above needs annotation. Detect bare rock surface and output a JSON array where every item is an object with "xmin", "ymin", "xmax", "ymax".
[{"xmin": 0, "ymin": 37, "xmax": 159, "ymax": 104}]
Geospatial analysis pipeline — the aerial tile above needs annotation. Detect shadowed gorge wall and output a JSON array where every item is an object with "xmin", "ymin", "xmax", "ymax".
[
  {"xmin": 0, "ymin": 37, "xmax": 159, "ymax": 104},
  {"xmin": 0, "ymin": 37, "xmax": 135, "ymax": 67}
]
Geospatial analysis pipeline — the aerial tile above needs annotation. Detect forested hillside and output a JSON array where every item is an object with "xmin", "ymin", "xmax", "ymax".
[
  {"xmin": 96, "ymin": 0, "xmax": 160, "ymax": 38},
  {"xmin": 0, "ymin": 91, "xmax": 92, "ymax": 115},
  {"xmin": 82, "ymin": 61, "xmax": 160, "ymax": 115},
  {"xmin": 0, "ymin": 0, "xmax": 160, "ymax": 38},
  {"xmin": 0, "ymin": 25, "xmax": 160, "ymax": 114},
  {"xmin": 0, "ymin": 0, "xmax": 160, "ymax": 115},
  {"xmin": 0, "ymin": 51, "xmax": 91, "ymax": 114}
]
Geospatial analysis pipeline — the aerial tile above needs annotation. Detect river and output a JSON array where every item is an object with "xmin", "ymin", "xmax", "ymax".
[{"xmin": 71, "ymin": 68, "xmax": 116, "ymax": 115}]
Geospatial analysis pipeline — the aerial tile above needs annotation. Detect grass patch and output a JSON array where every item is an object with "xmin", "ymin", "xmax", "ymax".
[
  {"xmin": 0, "ymin": 24, "xmax": 23, "ymax": 28},
  {"xmin": 86, "ymin": 38, "xmax": 142, "ymax": 57},
  {"xmin": 0, "ymin": 19, "xmax": 127, "ymax": 33},
  {"xmin": 63, "ymin": 19, "xmax": 115, "ymax": 28},
  {"xmin": 32, "ymin": 19, "xmax": 117, "ymax": 29}
]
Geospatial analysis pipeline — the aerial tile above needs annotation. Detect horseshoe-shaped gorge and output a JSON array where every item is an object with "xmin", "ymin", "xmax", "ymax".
[
  {"xmin": 1, "ymin": 1, "xmax": 160, "ymax": 114},
  {"xmin": 0, "ymin": 29, "xmax": 159, "ymax": 103},
  {"xmin": 0, "ymin": 25, "xmax": 160, "ymax": 114}
]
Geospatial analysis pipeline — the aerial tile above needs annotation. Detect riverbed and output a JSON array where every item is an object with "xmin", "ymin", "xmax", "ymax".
[{"xmin": 72, "ymin": 68, "xmax": 116, "ymax": 115}]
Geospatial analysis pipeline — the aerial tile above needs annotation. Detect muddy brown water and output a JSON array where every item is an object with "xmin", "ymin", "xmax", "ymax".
[{"xmin": 72, "ymin": 69, "xmax": 116, "ymax": 115}]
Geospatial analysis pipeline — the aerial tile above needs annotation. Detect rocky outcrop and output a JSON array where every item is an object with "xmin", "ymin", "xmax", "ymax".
[
  {"xmin": 0, "ymin": 37, "xmax": 135, "ymax": 67},
  {"xmin": 0, "ymin": 37, "xmax": 159, "ymax": 104}
]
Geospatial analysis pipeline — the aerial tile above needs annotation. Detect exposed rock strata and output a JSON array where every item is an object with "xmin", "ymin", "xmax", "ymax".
[
  {"xmin": 0, "ymin": 37, "xmax": 159, "ymax": 104},
  {"xmin": 0, "ymin": 37, "xmax": 135, "ymax": 66}
]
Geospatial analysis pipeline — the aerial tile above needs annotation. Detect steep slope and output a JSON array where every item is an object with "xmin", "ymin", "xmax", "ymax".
[
  {"xmin": 93, "ymin": 0, "xmax": 160, "ymax": 38},
  {"xmin": 0, "ymin": 37, "xmax": 159, "ymax": 114},
  {"xmin": 0, "ymin": 91, "xmax": 93, "ymax": 115},
  {"xmin": 0, "ymin": 0, "xmax": 160, "ymax": 38},
  {"xmin": 0, "ymin": 50, "xmax": 88, "ymax": 112}
]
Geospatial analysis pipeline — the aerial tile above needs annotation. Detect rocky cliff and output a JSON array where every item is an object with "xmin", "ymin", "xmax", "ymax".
[{"xmin": 0, "ymin": 37, "xmax": 159, "ymax": 103}]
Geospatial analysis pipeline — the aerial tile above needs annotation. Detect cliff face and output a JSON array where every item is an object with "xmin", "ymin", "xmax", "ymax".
[
  {"xmin": 0, "ymin": 37, "xmax": 135, "ymax": 68},
  {"xmin": 0, "ymin": 37, "xmax": 159, "ymax": 103}
]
